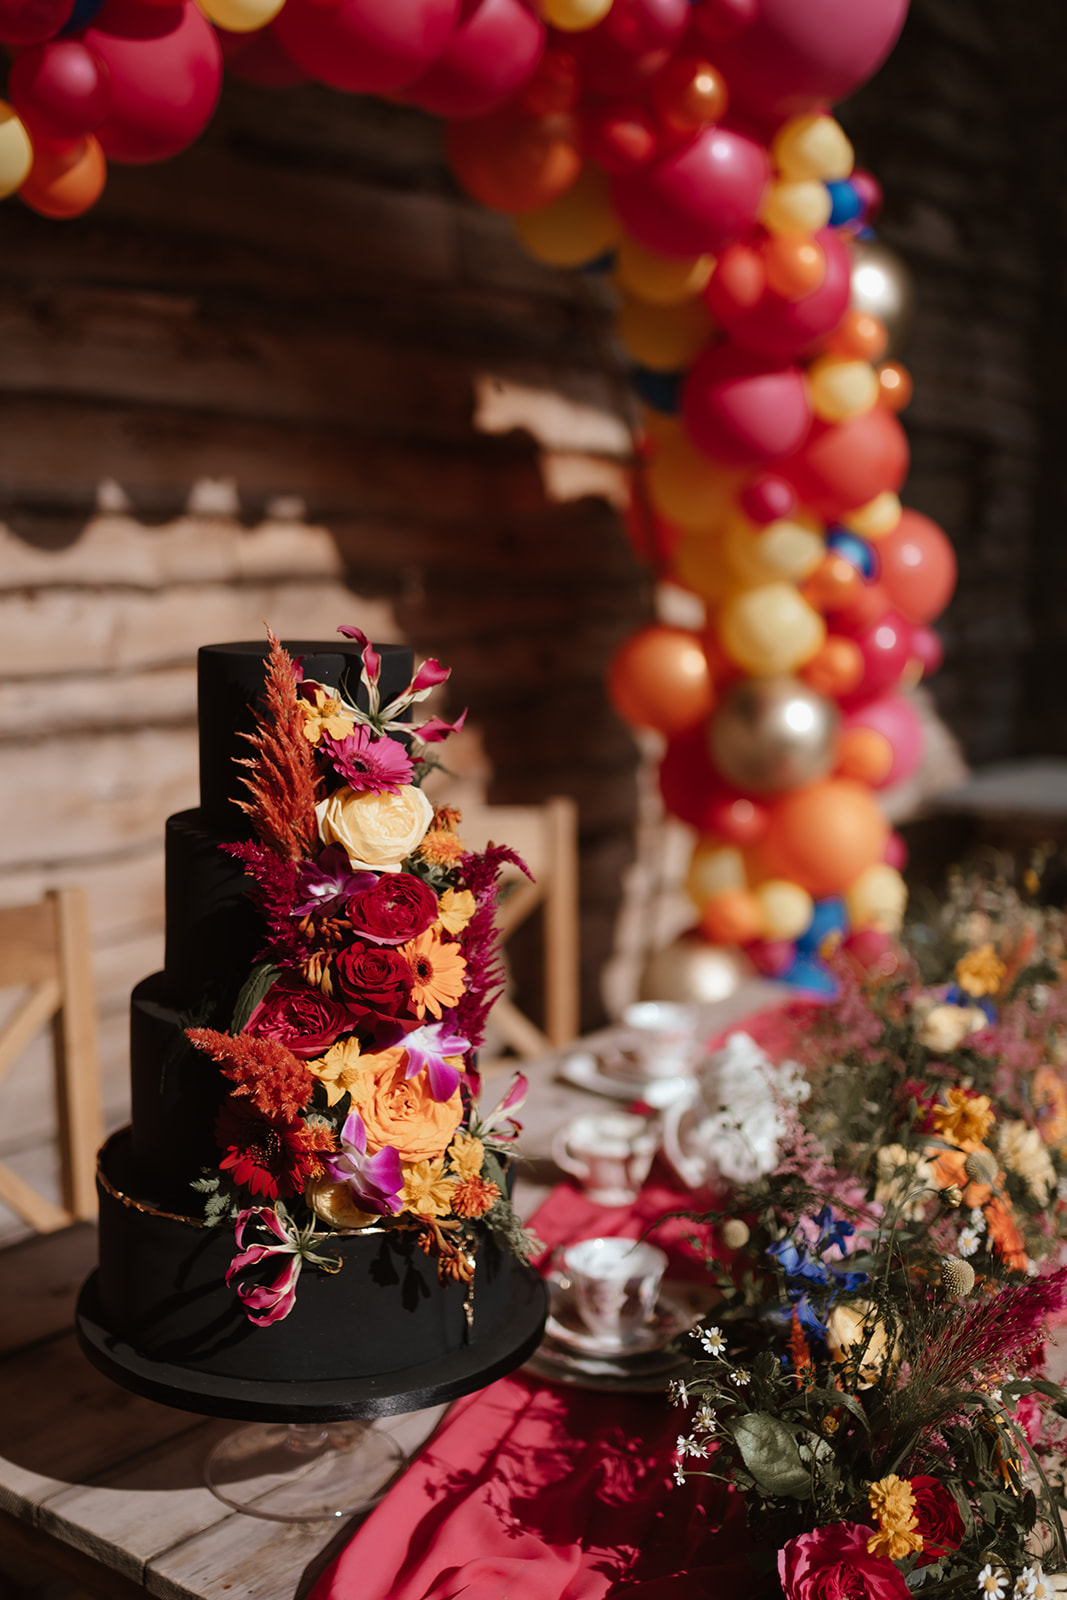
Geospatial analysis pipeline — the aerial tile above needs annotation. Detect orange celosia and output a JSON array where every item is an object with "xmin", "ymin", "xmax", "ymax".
[
  {"xmin": 399, "ymin": 929, "xmax": 467, "ymax": 1019},
  {"xmin": 931, "ymin": 1087, "xmax": 995, "ymax": 1146},
  {"xmin": 984, "ymin": 1198, "xmax": 1028, "ymax": 1272}
]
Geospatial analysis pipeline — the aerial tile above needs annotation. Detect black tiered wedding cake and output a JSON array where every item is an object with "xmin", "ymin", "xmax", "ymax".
[{"xmin": 78, "ymin": 631, "xmax": 546, "ymax": 1420}]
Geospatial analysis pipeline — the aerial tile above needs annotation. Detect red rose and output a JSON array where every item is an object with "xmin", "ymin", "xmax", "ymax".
[
  {"xmin": 332, "ymin": 942, "xmax": 413, "ymax": 1020},
  {"xmin": 778, "ymin": 1523, "xmax": 912, "ymax": 1600},
  {"xmin": 347, "ymin": 873, "xmax": 438, "ymax": 946},
  {"xmin": 245, "ymin": 980, "xmax": 357, "ymax": 1059},
  {"xmin": 910, "ymin": 1477, "xmax": 964, "ymax": 1567}
]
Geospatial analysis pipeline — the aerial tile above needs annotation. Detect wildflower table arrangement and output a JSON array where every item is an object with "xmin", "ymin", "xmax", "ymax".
[{"xmin": 671, "ymin": 867, "xmax": 1067, "ymax": 1600}]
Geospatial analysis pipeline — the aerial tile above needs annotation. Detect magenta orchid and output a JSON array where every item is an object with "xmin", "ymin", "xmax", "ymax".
[
  {"xmin": 291, "ymin": 845, "xmax": 376, "ymax": 916},
  {"xmin": 333, "ymin": 625, "xmax": 467, "ymax": 745},
  {"xmin": 401, "ymin": 1019, "xmax": 472, "ymax": 1102},
  {"xmin": 226, "ymin": 1204, "xmax": 340, "ymax": 1327},
  {"xmin": 323, "ymin": 1110, "xmax": 404, "ymax": 1214}
]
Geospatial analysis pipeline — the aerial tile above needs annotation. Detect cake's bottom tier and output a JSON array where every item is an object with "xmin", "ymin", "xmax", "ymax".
[{"xmin": 96, "ymin": 1130, "xmax": 536, "ymax": 1385}]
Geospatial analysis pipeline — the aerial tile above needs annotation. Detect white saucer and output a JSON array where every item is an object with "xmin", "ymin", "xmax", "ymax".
[
  {"xmin": 524, "ymin": 1342, "xmax": 687, "ymax": 1393},
  {"xmin": 557, "ymin": 1048, "xmax": 697, "ymax": 1109},
  {"xmin": 543, "ymin": 1275, "xmax": 712, "ymax": 1359}
]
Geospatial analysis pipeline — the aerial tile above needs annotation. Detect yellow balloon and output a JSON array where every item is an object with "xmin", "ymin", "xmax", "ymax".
[
  {"xmin": 718, "ymin": 582, "xmax": 826, "ymax": 676},
  {"xmin": 646, "ymin": 429, "xmax": 739, "ymax": 535},
  {"xmin": 542, "ymin": 0, "xmax": 613, "ymax": 28},
  {"xmin": 807, "ymin": 355, "xmax": 880, "ymax": 423},
  {"xmin": 615, "ymin": 235, "xmax": 714, "ymax": 305},
  {"xmin": 772, "ymin": 113, "xmax": 853, "ymax": 183},
  {"xmin": 723, "ymin": 509, "xmax": 824, "ymax": 586},
  {"xmin": 672, "ymin": 529, "xmax": 738, "ymax": 605},
  {"xmin": 198, "ymin": 0, "xmax": 283, "ymax": 28},
  {"xmin": 639, "ymin": 406, "xmax": 684, "ymax": 449},
  {"xmin": 687, "ymin": 840, "xmax": 746, "ymax": 908},
  {"xmin": 845, "ymin": 863, "xmax": 907, "ymax": 934},
  {"xmin": 843, "ymin": 491, "xmax": 903, "ymax": 540},
  {"xmin": 760, "ymin": 179, "xmax": 832, "ymax": 236},
  {"xmin": 617, "ymin": 293, "xmax": 713, "ymax": 372},
  {"xmin": 756, "ymin": 879, "xmax": 814, "ymax": 941},
  {"xmin": 0, "ymin": 104, "xmax": 32, "ymax": 200},
  {"xmin": 513, "ymin": 165, "xmax": 621, "ymax": 267}
]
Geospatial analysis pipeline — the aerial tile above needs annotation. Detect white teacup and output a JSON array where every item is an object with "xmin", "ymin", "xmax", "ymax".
[
  {"xmin": 561, "ymin": 1236, "xmax": 669, "ymax": 1346},
  {"xmin": 615, "ymin": 1001, "xmax": 704, "ymax": 1080},
  {"xmin": 552, "ymin": 1112, "xmax": 658, "ymax": 1206}
]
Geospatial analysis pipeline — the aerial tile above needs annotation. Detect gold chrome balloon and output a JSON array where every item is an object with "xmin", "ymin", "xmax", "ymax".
[
  {"xmin": 849, "ymin": 239, "xmax": 916, "ymax": 357},
  {"xmin": 638, "ymin": 933, "xmax": 754, "ymax": 1003},
  {"xmin": 709, "ymin": 676, "xmax": 839, "ymax": 796}
]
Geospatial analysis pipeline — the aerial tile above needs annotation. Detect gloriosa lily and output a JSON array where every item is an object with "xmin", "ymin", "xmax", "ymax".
[
  {"xmin": 468, "ymin": 1072, "xmax": 528, "ymax": 1145},
  {"xmin": 332, "ymin": 625, "xmax": 467, "ymax": 745},
  {"xmin": 226, "ymin": 1202, "xmax": 341, "ymax": 1327}
]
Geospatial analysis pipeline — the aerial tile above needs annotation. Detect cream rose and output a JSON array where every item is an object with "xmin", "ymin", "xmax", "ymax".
[
  {"xmin": 915, "ymin": 1002, "xmax": 987, "ymax": 1054},
  {"xmin": 826, "ymin": 1300, "xmax": 897, "ymax": 1386},
  {"xmin": 316, "ymin": 784, "xmax": 433, "ymax": 872}
]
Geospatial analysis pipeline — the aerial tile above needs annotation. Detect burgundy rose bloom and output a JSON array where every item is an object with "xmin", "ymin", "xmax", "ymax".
[
  {"xmin": 245, "ymin": 980, "xmax": 357, "ymax": 1059},
  {"xmin": 778, "ymin": 1523, "xmax": 911, "ymax": 1600},
  {"xmin": 347, "ymin": 873, "xmax": 438, "ymax": 947},
  {"xmin": 910, "ymin": 1477, "xmax": 965, "ymax": 1567},
  {"xmin": 333, "ymin": 942, "xmax": 414, "ymax": 1021}
]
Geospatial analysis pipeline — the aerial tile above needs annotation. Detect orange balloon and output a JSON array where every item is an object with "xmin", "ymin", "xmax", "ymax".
[
  {"xmin": 20, "ymin": 134, "xmax": 105, "ymax": 219},
  {"xmin": 764, "ymin": 234, "xmax": 825, "ymax": 300},
  {"xmin": 875, "ymin": 508, "xmax": 957, "ymax": 624},
  {"xmin": 877, "ymin": 360, "xmax": 913, "ymax": 412},
  {"xmin": 825, "ymin": 578, "xmax": 890, "ymax": 632},
  {"xmin": 653, "ymin": 56, "xmax": 729, "ymax": 133},
  {"xmin": 825, "ymin": 310, "xmax": 888, "ymax": 363},
  {"xmin": 446, "ymin": 110, "xmax": 580, "ymax": 214},
  {"xmin": 802, "ymin": 554, "xmax": 863, "ymax": 613},
  {"xmin": 607, "ymin": 625, "xmax": 715, "ymax": 736},
  {"xmin": 700, "ymin": 887, "xmax": 762, "ymax": 945},
  {"xmin": 801, "ymin": 635, "xmax": 864, "ymax": 697},
  {"xmin": 761, "ymin": 779, "xmax": 888, "ymax": 898},
  {"xmin": 836, "ymin": 726, "xmax": 893, "ymax": 785},
  {"xmin": 712, "ymin": 243, "xmax": 766, "ymax": 311}
]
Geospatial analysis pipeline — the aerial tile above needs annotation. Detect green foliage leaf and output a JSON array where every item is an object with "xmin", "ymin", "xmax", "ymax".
[
  {"xmin": 728, "ymin": 1413, "xmax": 811, "ymax": 1500},
  {"xmin": 230, "ymin": 962, "xmax": 279, "ymax": 1034}
]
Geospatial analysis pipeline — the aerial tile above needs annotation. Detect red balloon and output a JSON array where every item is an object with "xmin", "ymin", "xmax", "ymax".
[
  {"xmin": 564, "ymin": 0, "xmax": 688, "ymax": 96},
  {"xmin": 85, "ymin": 0, "xmax": 221, "ymax": 165},
  {"xmin": 611, "ymin": 124, "xmax": 769, "ymax": 257},
  {"xmin": 9, "ymin": 41, "xmax": 111, "ymax": 141},
  {"xmin": 740, "ymin": 474, "xmax": 796, "ymax": 525},
  {"xmin": 839, "ymin": 609, "xmax": 912, "ymax": 711},
  {"xmin": 709, "ymin": 0, "xmax": 908, "ymax": 120},
  {"xmin": 690, "ymin": 0, "xmax": 757, "ymax": 43},
  {"xmin": 828, "ymin": 579, "xmax": 891, "ymax": 636},
  {"xmin": 850, "ymin": 168, "xmax": 883, "ymax": 223},
  {"xmin": 446, "ymin": 107, "xmax": 580, "ymax": 212},
  {"xmin": 406, "ymin": 0, "xmax": 544, "ymax": 118},
  {"xmin": 659, "ymin": 724, "xmax": 718, "ymax": 828},
  {"xmin": 884, "ymin": 831, "xmax": 908, "ymax": 870},
  {"xmin": 706, "ymin": 228, "xmax": 852, "ymax": 360},
  {"xmin": 519, "ymin": 46, "xmax": 580, "ymax": 115},
  {"xmin": 843, "ymin": 693, "xmax": 922, "ymax": 788},
  {"xmin": 875, "ymin": 508, "xmax": 957, "ymax": 625},
  {"xmin": 683, "ymin": 343, "xmax": 812, "ymax": 468},
  {"xmin": 583, "ymin": 101, "xmax": 658, "ymax": 173},
  {"xmin": 705, "ymin": 792, "xmax": 770, "ymax": 845},
  {"xmin": 748, "ymin": 937, "xmax": 796, "ymax": 976},
  {"xmin": 273, "ymin": 0, "xmax": 458, "ymax": 93},
  {"xmin": 909, "ymin": 624, "xmax": 944, "ymax": 679},
  {"xmin": 0, "ymin": 0, "xmax": 73, "ymax": 46},
  {"xmin": 219, "ymin": 25, "xmax": 308, "ymax": 86},
  {"xmin": 779, "ymin": 408, "xmax": 909, "ymax": 521}
]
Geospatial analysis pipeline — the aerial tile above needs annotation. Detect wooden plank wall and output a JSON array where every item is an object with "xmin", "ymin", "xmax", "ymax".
[{"xmin": 0, "ymin": 82, "xmax": 651, "ymax": 1234}]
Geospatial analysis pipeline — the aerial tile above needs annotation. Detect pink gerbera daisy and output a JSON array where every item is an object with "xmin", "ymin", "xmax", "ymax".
[{"xmin": 323, "ymin": 726, "xmax": 414, "ymax": 794}]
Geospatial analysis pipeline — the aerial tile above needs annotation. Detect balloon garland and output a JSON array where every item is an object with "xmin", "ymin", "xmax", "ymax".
[{"xmin": 0, "ymin": 0, "xmax": 953, "ymax": 985}]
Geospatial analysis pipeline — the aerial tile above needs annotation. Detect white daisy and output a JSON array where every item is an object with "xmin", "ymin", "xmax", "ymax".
[
  {"xmin": 970, "ymin": 1206, "xmax": 987, "ymax": 1231},
  {"xmin": 667, "ymin": 1378, "xmax": 689, "ymax": 1409},
  {"xmin": 730, "ymin": 1369, "xmax": 751, "ymax": 1387},
  {"xmin": 673, "ymin": 1462, "xmax": 687, "ymax": 1487},
  {"xmin": 986, "ymin": 1386, "xmax": 1003, "ymax": 1405},
  {"xmin": 694, "ymin": 1401, "xmax": 717, "ymax": 1432},
  {"xmin": 977, "ymin": 1565, "xmax": 1008, "ymax": 1598},
  {"xmin": 700, "ymin": 1325, "xmax": 727, "ymax": 1357},
  {"xmin": 958, "ymin": 1227, "xmax": 982, "ymax": 1258}
]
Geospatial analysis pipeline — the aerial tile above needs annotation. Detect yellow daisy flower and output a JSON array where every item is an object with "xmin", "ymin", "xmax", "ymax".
[
  {"xmin": 448, "ymin": 1131, "xmax": 485, "ymax": 1182},
  {"xmin": 301, "ymin": 685, "xmax": 355, "ymax": 746},
  {"xmin": 435, "ymin": 888, "xmax": 477, "ymax": 936},
  {"xmin": 955, "ymin": 942, "xmax": 1006, "ymax": 998},
  {"xmin": 401, "ymin": 1157, "xmax": 457, "ymax": 1219}
]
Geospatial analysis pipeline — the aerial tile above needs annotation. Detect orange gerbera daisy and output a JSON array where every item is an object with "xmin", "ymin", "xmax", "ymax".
[{"xmin": 399, "ymin": 929, "xmax": 467, "ymax": 1019}]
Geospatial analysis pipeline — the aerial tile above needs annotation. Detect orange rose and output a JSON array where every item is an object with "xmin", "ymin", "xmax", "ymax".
[{"xmin": 348, "ymin": 1053, "xmax": 463, "ymax": 1162}]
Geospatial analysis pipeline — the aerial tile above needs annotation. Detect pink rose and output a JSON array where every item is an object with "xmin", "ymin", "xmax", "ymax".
[
  {"xmin": 779, "ymin": 1523, "xmax": 912, "ymax": 1600},
  {"xmin": 910, "ymin": 1476, "xmax": 964, "ymax": 1567},
  {"xmin": 347, "ymin": 873, "xmax": 438, "ymax": 946},
  {"xmin": 245, "ymin": 980, "xmax": 357, "ymax": 1059}
]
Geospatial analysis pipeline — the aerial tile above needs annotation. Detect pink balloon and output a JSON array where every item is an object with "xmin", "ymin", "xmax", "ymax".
[
  {"xmin": 748, "ymin": 938, "xmax": 796, "ymax": 977},
  {"xmin": 884, "ymin": 831, "xmax": 908, "ymax": 870},
  {"xmin": 709, "ymin": 0, "xmax": 908, "ymax": 120},
  {"xmin": 612, "ymin": 124, "xmax": 769, "ymax": 257},
  {"xmin": 706, "ymin": 228, "xmax": 852, "ymax": 360},
  {"xmin": 876, "ymin": 508, "xmax": 957, "ymax": 625},
  {"xmin": 683, "ymin": 343, "xmax": 812, "ymax": 467},
  {"xmin": 406, "ymin": 0, "xmax": 544, "ymax": 117},
  {"xmin": 909, "ymin": 624, "xmax": 944, "ymax": 679},
  {"xmin": 219, "ymin": 26, "xmax": 308, "ymax": 87},
  {"xmin": 838, "ymin": 610, "xmax": 911, "ymax": 711},
  {"xmin": 0, "ymin": 0, "xmax": 73, "ymax": 47},
  {"xmin": 273, "ymin": 0, "xmax": 458, "ymax": 94},
  {"xmin": 9, "ymin": 40, "xmax": 111, "ymax": 140},
  {"xmin": 740, "ymin": 474, "xmax": 796, "ymax": 524},
  {"xmin": 564, "ymin": 0, "xmax": 688, "ymax": 95},
  {"xmin": 86, "ymin": 0, "xmax": 221, "ymax": 166},
  {"xmin": 843, "ymin": 693, "xmax": 923, "ymax": 788},
  {"xmin": 779, "ymin": 407, "xmax": 909, "ymax": 521}
]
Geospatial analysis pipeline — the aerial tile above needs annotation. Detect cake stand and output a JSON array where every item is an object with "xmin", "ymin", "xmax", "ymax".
[{"xmin": 76, "ymin": 1266, "xmax": 548, "ymax": 1522}]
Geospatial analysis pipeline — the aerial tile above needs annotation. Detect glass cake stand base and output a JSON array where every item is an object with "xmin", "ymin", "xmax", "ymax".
[{"xmin": 204, "ymin": 1421, "xmax": 406, "ymax": 1522}]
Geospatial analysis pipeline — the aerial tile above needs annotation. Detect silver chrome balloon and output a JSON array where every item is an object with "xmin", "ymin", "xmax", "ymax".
[
  {"xmin": 638, "ymin": 933, "xmax": 754, "ymax": 1004},
  {"xmin": 708, "ymin": 676, "xmax": 839, "ymax": 796},
  {"xmin": 849, "ymin": 238, "xmax": 916, "ymax": 356}
]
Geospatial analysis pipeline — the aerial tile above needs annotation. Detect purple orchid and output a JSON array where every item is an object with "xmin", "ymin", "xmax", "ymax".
[
  {"xmin": 322, "ymin": 724, "xmax": 414, "ymax": 794},
  {"xmin": 291, "ymin": 845, "xmax": 376, "ymax": 916},
  {"xmin": 401, "ymin": 1019, "xmax": 471, "ymax": 1102},
  {"xmin": 323, "ymin": 1110, "xmax": 404, "ymax": 1215},
  {"xmin": 226, "ymin": 1204, "xmax": 340, "ymax": 1327}
]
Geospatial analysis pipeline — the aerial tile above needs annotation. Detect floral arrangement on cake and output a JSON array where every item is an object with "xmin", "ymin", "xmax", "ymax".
[
  {"xmin": 670, "ymin": 861, "xmax": 1067, "ymax": 1598},
  {"xmin": 185, "ymin": 626, "xmax": 539, "ymax": 1324}
]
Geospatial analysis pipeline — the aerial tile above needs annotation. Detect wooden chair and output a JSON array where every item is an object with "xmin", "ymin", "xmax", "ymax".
[
  {"xmin": 0, "ymin": 888, "xmax": 103, "ymax": 1231},
  {"xmin": 456, "ymin": 797, "xmax": 580, "ymax": 1059}
]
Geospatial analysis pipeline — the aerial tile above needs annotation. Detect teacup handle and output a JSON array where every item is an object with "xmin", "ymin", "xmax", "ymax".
[
  {"xmin": 551, "ymin": 1127, "xmax": 591, "ymax": 1182},
  {"xmin": 660, "ymin": 1093, "xmax": 708, "ymax": 1191}
]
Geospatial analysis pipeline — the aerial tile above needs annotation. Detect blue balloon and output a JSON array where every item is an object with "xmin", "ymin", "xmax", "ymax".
[
  {"xmin": 826, "ymin": 180, "xmax": 863, "ymax": 228},
  {"xmin": 60, "ymin": 0, "xmax": 106, "ymax": 33},
  {"xmin": 577, "ymin": 250, "xmax": 617, "ymax": 275},
  {"xmin": 826, "ymin": 526, "xmax": 878, "ymax": 581},
  {"xmin": 780, "ymin": 954, "xmax": 839, "ymax": 998},
  {"xmin": 630, "ymin": 365, "xmax": 682, "ymax": 415},
  {"xmin": 796, "ymin": 897, "xmax": 847, "ymax": 957}
]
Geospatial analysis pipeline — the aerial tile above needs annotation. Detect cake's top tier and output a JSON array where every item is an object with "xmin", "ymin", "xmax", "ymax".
[{"xmin": 196, "ymin": 640, "xmax": 414, "ymax": 822}]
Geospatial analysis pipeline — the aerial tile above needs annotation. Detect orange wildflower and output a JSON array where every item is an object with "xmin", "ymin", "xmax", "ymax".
[
  {"xmin": 418, "ymin": 829, "xmax": 466, "ymax": 868},
  {"xmin": 931, "ymin": 1087, "xmax": 994, "ymax": 1146},
  {"xmin": 399, "ymin": 929, "xmax": 467, "ymax": 1019},
  {"xmin": 451, "ymin": 1175, "xmax": 501, "ymax": 1218},
  {"xmin": 954, "ymin": 943, "xmax": 1006, "ymax": 999},
  {"xmin": 984, "ymin": 1198, "xmax": 1028, "ymax": 1272},
  {"xmin": 925, "ymin": 1144, "xmax": 995, "ymax": 1210}
]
